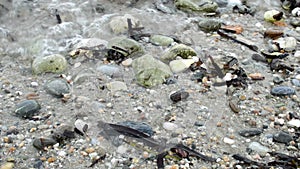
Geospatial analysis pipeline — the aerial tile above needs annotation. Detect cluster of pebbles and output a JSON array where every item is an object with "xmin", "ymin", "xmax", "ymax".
[{"xmin": 1, "ymin": 0, "xmax": 300, "ymax": 168}]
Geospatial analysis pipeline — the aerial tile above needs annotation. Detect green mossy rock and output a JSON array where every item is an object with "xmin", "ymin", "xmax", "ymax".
[
  {"xmin": 161, "ymin": 44, "xmax": 197, "ymax": 62},
  {"xmin": 32, "ymin": 54, "xmax": 68, "ymax": 74},
  {"xmin": 150, "ymin": 35, "xmax": 174, "ymax": 46},
  {"xmin": 175, "ymin": 0, "xmax": 218, "ymax": 13},
  {"xmin": 132, "ymin": 54, "xmax": 172, "ymax": 87}
]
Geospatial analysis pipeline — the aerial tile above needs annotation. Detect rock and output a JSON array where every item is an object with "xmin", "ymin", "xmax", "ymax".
[
  {"xmin": 270, "ymin": 86, "xmax": 295, "ymax": 96},
  {"xmin": 0, "ymin": 162, "xmax": 14, "ymax": 169},
  {"xmin": 52, "ymin": 125, "xmax": 75, "ymax": 142},
  {"xmin": 175, "ymin": 0, "xmax": 218, "ymax": 13},
  {"xmin": 238, "ymin": 128, "xmax": 263, "ymax": 137},
  {"xmin": 14, "ymin": 100, "xmax": 41, "ymax": 119},
  {"xmin": 107, "ymin": 37, "xmax": 144, "ymax": 62},
  {"xmin": 273, "ymin": 132, "xmax": 293, "ymax": 144},
  {"xmin": 117, "ymin": 121, "xmax": 154, "ymax": 137},
  {"xmin": 291, "ymin": 79, "xmax": 300, "ymax": 87},
  {"xmin": 97, "ymin": 65, "xmax": 121, "ymax": 77},
  {"xmin": 248, "ymin": 142, "xmax": 270, "ymax": 155},
  {"xmin": 44, "ymin": 78, "xmax": 71, "ymax": 98},
  {"xmin": 169, "ymin": 90, "xmax": 189, "ymax": 103},
  {"xmin": 264, "ymin": 10, "xmax": 283, "ymax": 23},
  {"xmin": 163, "ymin": 122, "xmax": 178, "ymax": 131},
  {"xmin": 273, "ymin": 37, "xmax": 297, "ymax": 52},
  {"xmin": 161, "ymin": 44, "xmax": 197, "ymax": 62},
  {"xmin": 223, "ymin": 137, "xmax": 235, "ymax": 144},
  {"xmin": 33, "ymin": 137, "xmax": 57, "ymax": 150},
  {"xmin": 287, "ymin": 119, "xmax": 300, "ymax": 128},
  {"xmin": 109, "ymin": 14, "xmax": 142, "ymax": 34},
  {"xmin": 292, "ymin": 7, "xmax": 300, "ymax": 17},
  {"xmin": 169, "ymin": 58, "xmax": 196, "ymax": 73},
  {"xmin": 197, "ymin": 19, "xmax": 221, "ymax": 32},
  {"xmin": 32, "ymin": 54, "xmax": 68, "ymax": 74},
  {"xmin": 132, "ymin": 54, "xmax": 172, "ymax": 87},
  {"xmin": 150, "ymin": 35, "xmax": 174, "ymax": 46},
  {"xmin": 273, "ymin": 76, "xmax": 284, "ymax": 84},
  {"xmin": 106, "ymin": 81, "xmax": 128, "ymax": 92},
  {"xmin": 72, "ymin": 68, "xmax": 96, "ymax": 85},
  {"xmin": 121, "ymin": 58, "xmax": 133, "ymax": 67}
]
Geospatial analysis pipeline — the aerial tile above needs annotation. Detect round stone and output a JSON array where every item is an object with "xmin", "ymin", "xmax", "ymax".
[
  {"xmin": 32, "ymin": 54, "xmax": 68, "ymax": 74},
  {"xmin": 44, "ymin": 78, "xmax": 71, "ymax": 98},
  {"xmin": 273, "ymin": 132, "xmax": 293, "ymax": 144},
  {"xmin": 14, "ymin": 100, "xmax": 41, "ymax": 119},
  {"xmin": 270, "ymin": 86, "xmax": 295, "ymax": 96}
]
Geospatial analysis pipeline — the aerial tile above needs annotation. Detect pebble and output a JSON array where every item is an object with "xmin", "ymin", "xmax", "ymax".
[
  {"xmin": 163, "ymin": 122, "xmax": 178, "ymax": 131},
  {"xmin": 117, "ymin": 121, "xmax": 154, "ymax": 136},
  {"xmin": 121, "ymin": 58, "xmax": 133, "ymax": 67},
  {"xmin": 223, "ymin": 137, "xmax": 235, "ymax": 144},
  {"xmin": 169, "ymin": 90, "xmax": 189, "ymax": 103},
  {"xmin": 197, "ymin": 19, "xmax": 221, "ymax": 32},
  {"xmin": 270, "ymin": 86, "xmax": 295, "ymax": 96},
  {"xmin": 109, "ymin": 14, "xmax": 141, "ymax": 34},
  {"xmin": 273, "ymin": 76, "xmax": 284, "ymax": 84},
  {"xmin": 31, "ymin": 54, "xmax": 68, "ymax": 74},
  {"xmin": 169, "ymin": 59, "xmax": 196, "ymax": 73},
  {"xmin": 273, "ymin": 132, "xmax": 293, "ymax": 144},
  {"xmin": 33, "ymin": 137, "xmax": 57, "ymax": 150},
  {"xmin": 287, "ymin": 119, "xmax": 300, "ymax": 128},
  {"xmin": 238, "ymin": 128, "xmax": 263, "ymax": 137},
  {"xmin": 291, "ymin": 79, "xmax": 300, "ymax": 87},
  {"xmin": 96, "ymin": 65, "xmax": 120, "ymax": 77},
  {"xmin": 74, "ymin": 119, "xmax": 89, "ymax": 135},
  {"xmin": 150, "ymin": 34, "xmax": 174, "ymax": 46},
  {"xmin": 273, "ymin": 37, "xmax": 297, "ymax": 52},
  {"xmin": 106, "ymin": 81, "xmax": 127, "ymax": 92},
  {"xmin": 0, "ymin": 162, "xmax": 14, "ymax": 169},
  {"xmin": 248, "ymin": 142, "xmax": 270, "ymax": 155},
  {"xmin": 44, "ymin": 78, "xmax": 71, "ymax": 97},
  {"xmin": 14, "ymin": 100, "xmax": 41, "ymax": 119}
]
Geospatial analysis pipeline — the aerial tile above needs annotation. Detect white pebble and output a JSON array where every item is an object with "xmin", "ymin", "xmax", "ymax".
[
  {"xmin": 223, "ymin": 137, "xmax": 235, "ymax": 144},
  {"xmin": 31, "ymin": 82, "xmax": 39, "ymax": 87},
  {"xmin": 58, "ymin": 151, "xmax": 67, "ymax": 156},
  {"xmin": 287, "ymin": 119, "xmax": 300, "ymax": 128},
  {"xmin": 163, "ymin": 122, "xmax": 178, "ymax": 131}
]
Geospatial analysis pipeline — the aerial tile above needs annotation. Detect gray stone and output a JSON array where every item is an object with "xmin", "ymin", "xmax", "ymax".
[
  {"xmin": 32, "ymin": 54, "xmax": 68, "ymax": 74},
  {"xmin": 197, "ymin": 19, "xmax": 221, "ymax": 32},
  {"xmin": 273, "ymin": 37, "xmax": 297, "ymax": 52},
  {"xmin": 150, "ymin": 35, "xmax": 174, "ymax": 46},
  {"xmin": 106, "ymin": 81, "xmax": 128, "ymax": 92},
  {"xmin": 248, "ymin": 142, "xmax": 270, "ymax": 155},
  {"xmin": 72, "ymin": 69, "xmax": 96, "ymax": 85},
  {"xmin": 14, "ymin": 100, "xmax": 41, "ymax": 119},
  {"xmin": 271, "ymin": 86, "xmax": 295, "ymax": 96},
  {"xmin": 291, "ymin": 79, "xmax": 300, "ymax": 87},
  {"xmin": 44, "ymin": 78, "xmax": 71, "ymax": 98},
  {"xmin": 239, "ymin": 128, "xmax": 263, "ymax": 137},
  {"xmin": 109, "ymin": 14, "xmax": 142, "ymax": 34},
  {"xmin": 132, "ymin": 54, "xmax": 172, "ymax": 87},
  {"xmin": 97, "ymin": 65, "xmax": 121, "ymax": 77},
  {"xmin": 273, "ymin": 132, "xmax": 293, "ymax": 144},
  {"xmin": 169, "ymin": 58, "xmax": 196, "ymax": 73},
  {"xmin": 117, "ymin": 121, "xmax": 154, "ymax": 137},
  {"xmin": 33, "ymin": 137, "xmax": 57, "ymax": 150}
]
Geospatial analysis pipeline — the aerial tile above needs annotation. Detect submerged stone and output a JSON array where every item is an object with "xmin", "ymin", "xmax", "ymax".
[
  {"xmin": 106, "ymin": 81, "xmax": 128, "ymax": 92},
  {"xmin": 117, "ymin": 121, "xmax": 154, "ymax": 137},
  {"xmin": 109, "ymin": 14, "xmax": 142, "ymax": 34},
  {"xmin": 45, "ymin": 78, "xmax": 71, "ymax": 98},
  {"xmin": 175, "ymin": 0, "xmax": 218, "ymax": 13},
  {"xmin": 14, "ymin": 100, "xmax": 41, "ymax": 119},
  {"xmin": 132, "ymin": 54, "xmax": 172, "ymax": 87},
  {"xmin": 32, "ymin": 54, "xmax": 68, "ymax": 74},
  {"xmin": 271, "ymin": 86, "xmax": 295, "ymax": 96},
  {"xmin": 97, "ymin": 65, "xmax": 121, "ymax": 77}
]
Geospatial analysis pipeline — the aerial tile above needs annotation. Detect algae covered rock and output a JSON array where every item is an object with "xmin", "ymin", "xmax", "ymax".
[
  {"xmin": 109, "ymin": 14, "xmax": 142, "ymax": 34},
  {"xmin": 132, "ymin": 54, "xmax": 172, "ymax": 87},
  {"xmin": 161, "ymin": 44, "xmax": 197, "ymax": 62},
  {"xmin": 32, "ymin": 54, "xmax": 68, "ymax": 74},
  {"xmin": 107, "ymin": 36, "xmax": 144, "ymax": 62},
  {"xmin": 197, "ymin": 19, "xmax": 221, "ymax": 32},
  {"xmin": 150, "ymin": 35, "xmax": 174, "ymax": 46},
  {"xmin": 175, "ymin": 0, "xmax": 218, "ymax": 13}
]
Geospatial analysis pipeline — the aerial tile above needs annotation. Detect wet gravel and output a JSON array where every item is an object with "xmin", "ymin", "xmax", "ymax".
[{"xmin": 1, "ymin": 0, "xmax": 300, "ymax": 169}]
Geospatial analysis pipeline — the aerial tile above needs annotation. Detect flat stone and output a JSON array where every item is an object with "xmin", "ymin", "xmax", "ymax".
[
  {"xmin": 33, "ymin": 137, "xmax": 57, "ymax": 150},
  {"xmin": 291, "ymin": 79, "xmax": 300, "ymax": 87},
  {"xmin": 175, "ymin": 0, "xmax": 218, "ymax": 13},
  {"xmin": 14, "ymin": 100, "xmax": 41, "ymax": 119},
  {"xmin": 248, "ymin": 142, "xmax": 270, "ymax": 155},
  {"xmin": 163, "ymin": 122, "xmax": 178, "ymax": 131},
  {"xmin": 161, "ymin": 44, "xmax": 197, "ymax": 62},
  {"xmin": 150, "ymin": 35, "xmax": 174, "ymax": 46},
  {"xmin": 132, "ymin": 54, "xmax": 172, "ymax": 87},
  {"xmin": 273, "ymin": 132, "xmax": 293, "ymax": 144},
  {"xmin": 106, "ymin": 81, "xmax": 127, "ymax": 92},
  {"xmin": 271, "ymin": 86, "xmax": 295, "ymax": 96},
  {"xmin": 197, "ymin": 19, "xmax": 221, "ymax": 32},
  {"xmin": 287, "ymin": 119, "xmax": 300, "ymax": 128},
  {"xmin": 32, "ymin": 54, "xmax": 68, "ymax": 74},
  {"xmin": 169, "ymin": 59, "xmax": 196, "ymax": 73},
  {"xmin": 44, "ymin": 78, "xmax": 71, "ymax": 98},
  {"xmin": 223, "ymin": 137, "xmax": 235, "ymax": 144},
  {"xmin": 239, "ymin": 128, "xmax": 263, "ymax": 137}
]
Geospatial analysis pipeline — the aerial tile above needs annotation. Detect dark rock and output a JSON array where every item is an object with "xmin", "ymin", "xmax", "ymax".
[
  {"xmin": 44, "ymin": 78, "xmax": 71, "ymax": 98},
  {"xmin": 117, "ymin": 121, "xmax": 154, "ymax": 137},
  {"xmin": 33, "ymin": 137, "xmax": 57, "ymax": 150},
  {"xmin": 273, "ymin": 76, "xmax": 284, "ymax": 84},
  {"xmin": 273, "ymin": 132, "xmax": 293, "ymax": 144},
  {"xmin": 239, "ymin": 128, "xmax": 263, "ymax": 137},
  {"xmin": 271, "ymin": 86, "xmax": 295, "ymax": 96},
  {"xmin": 51, "ymin": 125, "xmax": 75, "ymax": 143},
  {"xmin": 170, "ymin": 90, "xmax": 189, "ymax": 103},
  {"xmin": 14, "ymin": 100, "xmax": 41, "ymax": 119}
]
